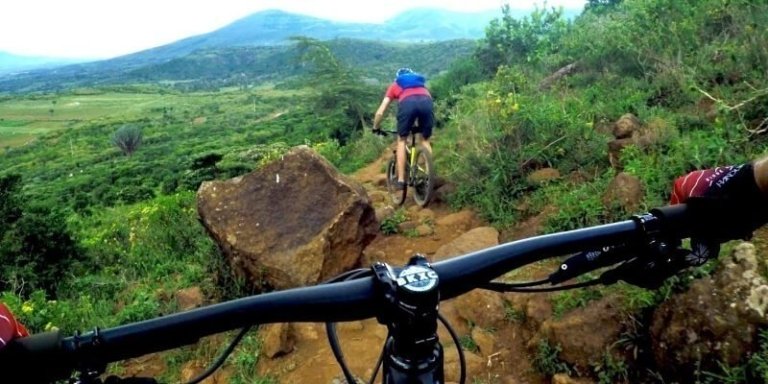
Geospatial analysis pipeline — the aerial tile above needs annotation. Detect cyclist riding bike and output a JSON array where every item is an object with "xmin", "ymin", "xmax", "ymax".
[{"xmin": 373, "ymin": 67, "xmax": 434, "ymax": 191}]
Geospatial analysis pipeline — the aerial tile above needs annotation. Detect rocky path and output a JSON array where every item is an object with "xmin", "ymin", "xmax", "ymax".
[{"xmin": 254, "ymin": 149, "xmax": 557, "ymax": 384}]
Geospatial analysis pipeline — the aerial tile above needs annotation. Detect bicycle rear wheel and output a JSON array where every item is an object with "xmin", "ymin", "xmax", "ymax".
[
  {"xmin": 386, "ymin": 158, "xmax": 407, "ymax": 206},
  {"xmin": 411, "ymin": 145, "xmax": 435, "ymax": 207}
]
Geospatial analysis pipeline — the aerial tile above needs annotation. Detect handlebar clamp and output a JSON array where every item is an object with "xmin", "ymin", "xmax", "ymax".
[{"xmin": 371, "ymin": 255, "xmax": 441, "ymax": 358}]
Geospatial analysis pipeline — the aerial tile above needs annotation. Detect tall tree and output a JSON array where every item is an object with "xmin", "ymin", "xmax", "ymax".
[
  {"xmin": 585, "ymin": 0, "xmax": 623, "ymax": 14},
  {"xmin": 475, "ymin": 5, "xmax": 570, "ymax": 75},
  {"xmin": 292, "ymin": 37, "xmax": 378, "ymax": 144}
]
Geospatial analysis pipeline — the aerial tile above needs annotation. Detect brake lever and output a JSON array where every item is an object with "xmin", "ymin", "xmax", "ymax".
[
  {"xmin": 598, "ymin": 240, "xmax": 692, "ymax": 289},
  {"xmin": 548, "ymin": 244, "xmax": 637, "ymax": 285}
]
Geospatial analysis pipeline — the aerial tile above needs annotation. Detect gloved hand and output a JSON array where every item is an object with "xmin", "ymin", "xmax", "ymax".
[
  {"xmin": 670, "ymin": 163, "xmax": 768, "ymax": 242},
  {"xmin": 0, "ymin": 303, "xmax": 28, "ymax": 351}
]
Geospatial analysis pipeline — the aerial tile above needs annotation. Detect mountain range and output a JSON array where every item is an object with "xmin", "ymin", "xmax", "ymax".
[{"xmin": 0, "ymin": 7, "xmax": 582, "ymax": 92}]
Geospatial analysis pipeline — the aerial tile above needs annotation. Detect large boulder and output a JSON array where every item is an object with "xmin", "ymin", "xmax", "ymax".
[
  {"xmin": 650, "ymin": 242, "xmax": 768, "ymax": 381},
  {"xmin": 197, "ymin": 146, "xmax": 378, "ymax": 290}
]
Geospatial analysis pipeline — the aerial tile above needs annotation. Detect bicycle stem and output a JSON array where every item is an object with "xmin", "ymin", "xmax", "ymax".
[{"xmin": 373, "ymin": 255, "xmax": 444, "ymax": 383}]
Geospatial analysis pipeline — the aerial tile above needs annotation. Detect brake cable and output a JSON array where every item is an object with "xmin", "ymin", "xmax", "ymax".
[
  {"xmin": 438, "ymin": 312, "xmax": 467, "ymax": 384},
  {"xmin": 188, "ymin": 268, "xmax": 374, "ymax": 384},
  {"xmin": 479, "ymin": 278, "xmax": 603, "ymax": 293},
  {"xmin": 324, "ymin": 269, "xmax": 373, "ymax": 384},
  {"xmin": 184, "ymin": 325, "xmax": 252, "ymax": 384}
]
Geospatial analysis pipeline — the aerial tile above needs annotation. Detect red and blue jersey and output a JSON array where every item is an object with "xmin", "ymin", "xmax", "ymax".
[{"xmin": 385, "ymin": 82, "xmax": 431, "ymax": 102}]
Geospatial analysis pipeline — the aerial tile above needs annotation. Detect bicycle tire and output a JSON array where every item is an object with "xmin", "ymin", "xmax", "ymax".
[
  {"xmin": 385, "ymin": 158, "xmax": 407, "ymax": 206},
  {"xmin": 411, "ymin": 145, "xmax": 435, "ymax": 207}
]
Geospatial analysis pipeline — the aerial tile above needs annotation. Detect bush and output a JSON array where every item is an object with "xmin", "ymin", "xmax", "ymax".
[
  {"xmin": 333, "ymin": 131, "xmax": 390, "ymax": 173},
  {"xmin": 532, "ymin": 339, "xmax": 572, "ymax": 376},
  {"xmin": 0, "ymin": 203, "xmax": 81, "ymax": 296},
  {"xmin": 111, "ymin": 124, "xmax": 143, "ymax": 156}
]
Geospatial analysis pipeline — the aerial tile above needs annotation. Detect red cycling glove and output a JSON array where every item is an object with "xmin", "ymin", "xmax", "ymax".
[
  {"xmin": 670, "ymin": 165, "xmax": 747, "ymax": 204},
  {"xmin": 670, "ymin": 163, "xmax": 767, "ymax": 241},
  {"xmin": 0, "ymin": 303, "xmax": 28, "ymax": 350},
  {"xmin": 669, "ymin": 162, "xmax": 768, "ymax": 265}
]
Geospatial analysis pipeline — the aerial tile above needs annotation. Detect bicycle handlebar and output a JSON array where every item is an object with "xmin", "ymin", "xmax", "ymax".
[{"xmin": 0, "ymin": 204, "xmax": 699, "ymax": 383}]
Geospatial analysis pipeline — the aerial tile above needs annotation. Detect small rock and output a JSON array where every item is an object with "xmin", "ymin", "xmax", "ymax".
[
  {"xmin": 416, "ymin": 224, "xmax": 434, "ymax": 236},
  {"xmin": 552, "ymin": 373, "xmax": 595, "ymax": 384},
  {"xmin": 175, "ymin": 287, "xmax": 204, "ymax": 311},
  {"xmin": 471, "ymin": 327, "xmax": 496, "ymax": 357},
  {"xmin": 261, "ymin": 323, "xmax": 295, "ymax": 358}
]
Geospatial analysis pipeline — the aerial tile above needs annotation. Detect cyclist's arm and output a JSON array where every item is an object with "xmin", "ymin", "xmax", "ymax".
[{"xmin": 373, "ymin": 96, "xmax": 392, "ymax": 130}]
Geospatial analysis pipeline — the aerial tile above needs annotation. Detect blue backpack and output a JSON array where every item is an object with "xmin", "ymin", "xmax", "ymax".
[{"xmin": 396, "ymin": 72, "xmax": 426, "ymax": 89}]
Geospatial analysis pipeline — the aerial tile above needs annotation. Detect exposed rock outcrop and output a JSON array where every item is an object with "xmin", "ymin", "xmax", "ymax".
[
  {"xmin": 650, "ymin": 242, "xmax": 768, "ymax": 381},
  {"xmin": 197, "ymin": 146, "xmax": 378, "ymax": 290}
]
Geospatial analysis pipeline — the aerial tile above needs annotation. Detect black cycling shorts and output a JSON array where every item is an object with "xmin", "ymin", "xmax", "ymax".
[{"xmin": 397, "ymin": 95, "xmax": 434, "ymax": 139}]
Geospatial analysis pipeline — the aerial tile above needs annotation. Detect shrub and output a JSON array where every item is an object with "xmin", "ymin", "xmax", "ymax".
[
  {"xmin": 380, "ymin": 209, "xmax": 407, "ymax": 235},
  {"xmin": 111, "ymin": 124, "xmax": 143, "ymax": 156},
  {"xmin": 0, "ymin": 203, "xmax": 81, "ymax": 296},
  {"xmin": 532, "ymin": 339, "xmax": 572, "ymax": 376}
]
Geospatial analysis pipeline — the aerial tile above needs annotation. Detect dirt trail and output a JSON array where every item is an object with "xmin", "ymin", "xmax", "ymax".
[
  {"xmin": 256, "ymin": 150, "xmax": 482, "ymax": 383},
  {"xmin": 255, "ymin": 149, "xmax": 551, "ymax": 384}
]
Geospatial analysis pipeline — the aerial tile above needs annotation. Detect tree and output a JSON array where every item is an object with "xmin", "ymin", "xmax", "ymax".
[
  {"xmin": 0, "ymin": 175, "xmax": 80, "ymax": 296},
  {"xmin": 191, "ymin": 153, "xmax": 224, "ymax": 178},
  {"xmin": 0, "ymin": 204, "xmax": 80, "ymax": 296},
  {"xmin": 475, "ymin": 5, "xmax": 570, "ymax": 75},
  {"xmin": 585, "ymin": 0, "xmax": 623, "ymax": 14},
  {"xmin": 430, "ymin": 57, "xmax": 487, "ymax": 104},
  {"xmin": 0, "ymin": 173, "xmax": 23, "ymax": 235},
  {"xmin": 292, "ymin": 37, "xmax": 379, "ymax": 144},
  {"xmin": 111, "ymin": 124, "xmax": 143, "ymax": 156}
]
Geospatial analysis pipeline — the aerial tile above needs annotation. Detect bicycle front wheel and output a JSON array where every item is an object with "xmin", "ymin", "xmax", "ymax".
[
  {"xmin": 411, "ymin": 145, "xmax": 435, "ymax": 207},
  {"xmin": 386, "ymin": 158, "xmax": 407, "ymax": 206}
]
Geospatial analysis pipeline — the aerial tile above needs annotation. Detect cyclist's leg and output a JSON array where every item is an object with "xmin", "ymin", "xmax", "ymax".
[
  {"xmin": 396, "ymin": 99, "xmax": 418, "ymax": 184},
  {"xmin": 396, "ymin": 137, "xmax": 407, "ymax": 183},
  {"xmin": 415, "ymin": 96, "xmax": 434, "ymax": 154}
]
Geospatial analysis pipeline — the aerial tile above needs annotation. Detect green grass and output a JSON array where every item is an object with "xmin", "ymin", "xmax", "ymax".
[
  {"xmin": 0, "ymin": 86, "xmax": 308, "ymax": 148},
  {"xmin": 532, "ymin": 339, "xmax": 572, "ymax": 376}
]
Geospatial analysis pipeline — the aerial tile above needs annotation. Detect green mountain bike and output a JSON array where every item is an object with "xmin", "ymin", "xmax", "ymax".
[{"xmin": 376, "ymin": 129, "xmax": 435, "ymax": 207}]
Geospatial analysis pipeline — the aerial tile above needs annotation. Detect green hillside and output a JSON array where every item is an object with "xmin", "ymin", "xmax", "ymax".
[{"xmin": 0, "ymin": 38, "xmax": 477, "ymax": 93}]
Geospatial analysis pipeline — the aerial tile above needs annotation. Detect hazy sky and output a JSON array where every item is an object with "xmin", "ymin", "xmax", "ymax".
[{"xmin": 1, "ymin": 0, "xmax": 587, "ymax": 59}]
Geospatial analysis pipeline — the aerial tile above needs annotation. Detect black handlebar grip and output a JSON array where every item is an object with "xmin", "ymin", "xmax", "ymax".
[
  {"xmin": 0, "ymin": 331, "xmax": 72, "ymax": 383},
  {"xmin": 650, "ymin": 204, "xmax": 693, "ymax": 238}
]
